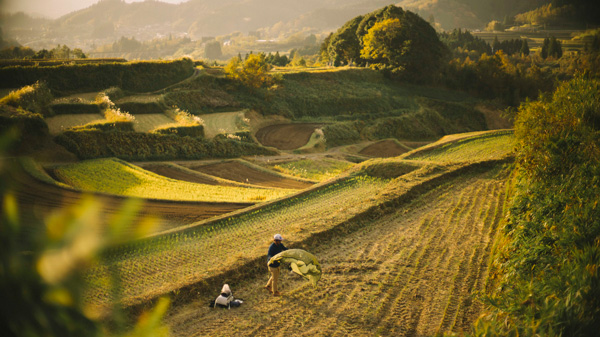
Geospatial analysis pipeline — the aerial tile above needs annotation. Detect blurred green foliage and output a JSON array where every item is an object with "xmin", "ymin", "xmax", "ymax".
[{"xmin": 0, "ymin": 133, "xmax": 172, "ymax": 336}]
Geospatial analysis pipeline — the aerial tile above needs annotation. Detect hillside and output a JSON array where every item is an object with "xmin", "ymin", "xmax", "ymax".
[{"xmin": 1, "ymin": 0, "xmax": 560, "ymax": 53}]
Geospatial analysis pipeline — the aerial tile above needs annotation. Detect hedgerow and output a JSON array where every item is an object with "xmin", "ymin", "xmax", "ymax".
[
  {"xmin": 0, "ymin": 58, "xmax": 194, "ymax": 93},
  {"xmin": 476, "ymin": 76, "xmax": 600, "ymax": 336},
  {"xmin": 55, "ymin": 130, "xmax": 277, "ymax": 161},
  {"xmin": 0, "ymin": 105, "xmax": 49, "ymax": 153}
]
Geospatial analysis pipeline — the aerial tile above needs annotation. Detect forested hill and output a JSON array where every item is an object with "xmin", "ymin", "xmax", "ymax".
[{"xmin": 2, "ymin": 0, "xmax": 555, "ymax": 50}]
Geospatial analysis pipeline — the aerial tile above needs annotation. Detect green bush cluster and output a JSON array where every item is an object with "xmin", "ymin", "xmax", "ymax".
[
  {"xmin": 322, "ymin": 99, "xmax": 486, "ymax": 146},
  {"xmin": 322, "ymin": 121, "xmax": 363, "ymax": 147},
  {"xmin": 0, "ymin": 105, "xmax": 49, "ymax": 153},
  {"xmin": 101, "ymin": 87, "xmax": 125, "ymax": 101},
  {"xmin": 0, "ymin": 81, "xmax": 53, "ymax": 115},
  {"xmin": 477, "ymin": 76, "xmax": 600, "ymax": 336},
  {"xmin": 152, "ymin": 125, "xmax": 204, "ymax": 138},
  {"xmin": 213, "ymin": 131, "xmax": 255, "ymax": 143},
  {"xmin": 55, "ymin": 130, "xmax": 277, "ymax": 161},
  {"xmin": 0, "ymin": 58, "xmax": 194, "ymax": 93}
]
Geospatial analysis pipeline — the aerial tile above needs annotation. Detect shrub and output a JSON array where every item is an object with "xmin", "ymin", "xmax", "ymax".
[
  {"xmin": 322, "ymin": 121, "xmax": 363, "ymax": 147},
  {"xmin": 477, "ymin": 76, "xmax": 600, "ymax": 336},
  {"xmin": 0, "ymin": 81, "xmax": 53, "ymax": 115},
  {"xmin": 152, "ymin": 125, "xmax": 204, "ymax": 138},
  {"xmin": 0, "ymin": 105, "xmax": 49, "ymax": 153}
]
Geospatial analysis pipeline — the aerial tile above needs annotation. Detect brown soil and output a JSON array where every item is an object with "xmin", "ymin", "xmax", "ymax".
[
  {"xmin": 142, "ymin": 164, "xmax": 222, "ymax": 186},
  {"xmin": 165, "ymin": 166, "xmax": 506, "ymax": 336},
  {"xmin": 359, "ymin": 140, "xmax": 411, "ymax": 158},
  {"xmin": 11, "ymin": 166, "xmax": 251, "ymax": 235},
  {"xmin": 190, "ymin": 161, "xmax": 313, "ymax": 189},
  {"xmin": 255, "ymin": 124, "xmax": 322, "ymax": 150}
]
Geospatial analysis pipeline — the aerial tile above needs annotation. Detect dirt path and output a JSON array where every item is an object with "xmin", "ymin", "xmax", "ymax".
[{"xmin": 165, "ymin": 167, "xmax": 507, "ymax": 336}]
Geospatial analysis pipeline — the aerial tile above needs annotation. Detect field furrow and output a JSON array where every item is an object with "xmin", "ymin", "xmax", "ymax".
[{"xmin": 164, "ymin": 165, "xmax": 508, "ymax": 337}]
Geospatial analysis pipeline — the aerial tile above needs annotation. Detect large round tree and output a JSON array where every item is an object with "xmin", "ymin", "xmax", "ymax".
[{"xmin": 323, "ymin": 5, "xmax": 448, "ymax": 83}]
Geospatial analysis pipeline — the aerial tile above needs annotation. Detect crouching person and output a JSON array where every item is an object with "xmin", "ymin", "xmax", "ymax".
[{"xmin": 265, "ymin": 234, "xmax": 288, "ymax": 296}]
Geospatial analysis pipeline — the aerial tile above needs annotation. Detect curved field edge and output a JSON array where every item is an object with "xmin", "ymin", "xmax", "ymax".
[
  {"xmin": 50, "ymin": 158, "xmax": 297, "ymax": 203},
  {"xmin": 401, "ymin": 130, "xmax": 514, "ymax": 160},
  {"xmin": 87, "ymin": 157, "xmax": 513, "ymax": 319},
  {"xmin": 189, "ymin": 158, "xmax": 318, "ymax": 185}
]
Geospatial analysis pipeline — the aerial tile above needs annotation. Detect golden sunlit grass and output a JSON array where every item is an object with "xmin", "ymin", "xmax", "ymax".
[
  {"xmin": 52, "ymin": 158, "xmax": 296, "ymax": 203},
  {"xmin": 402, "ymin": 130, "xmax": 515, "ymax": 163}
]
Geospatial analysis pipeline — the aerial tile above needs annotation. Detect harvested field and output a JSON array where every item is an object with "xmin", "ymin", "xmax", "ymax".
[
  {"xmin": 255, "ymin": 123, "xmax": 322, "ymax": 150},
  {"xmin": 132, "ymin": 113, "xmax": 175, "ymax": 132},
  {"xmin": 359, "ymin": 139, "xmax": 412, "ymax": 158},
  {"xmin": 165, "ymin": 164, "xmax": 508, "ymax": 336},
  {"xmin": 9, "ymin": 165, "xmax": 252, "ymax": 235},
  {"xmin": 46, "ymin": 113, "xmax": 104, "ymax": 134},
  {"xmin": 141, "ymin": 163, "xmax": 247, "ymax": 187},
  {"xmin": 199, "ymin": 111, "xmax": 246, "ymax": 138},
  {"xmin": 189, "ymin": 160, "xmax": 314, "ymax": 189}
]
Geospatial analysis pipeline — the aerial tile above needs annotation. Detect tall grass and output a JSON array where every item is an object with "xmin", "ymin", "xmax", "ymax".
[{"xmin": 0, "ymin": 81, "xmax": 53, "ymax": 115}]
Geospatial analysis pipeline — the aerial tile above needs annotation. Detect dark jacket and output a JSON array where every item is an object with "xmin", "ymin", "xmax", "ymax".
[{"xmin": 267, "ymin": 242, "xmax": 288, "ymax": 267}]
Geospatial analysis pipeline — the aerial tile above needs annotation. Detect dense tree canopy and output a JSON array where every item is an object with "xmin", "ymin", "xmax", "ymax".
[{"xmin": 321, "ymin": 5, "xmax": 448, "ymax": 83}]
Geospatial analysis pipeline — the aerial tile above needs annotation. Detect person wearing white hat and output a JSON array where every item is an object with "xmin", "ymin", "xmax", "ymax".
[{"xmin": 265, "ymin": 233, "xmax": 288, "ymax": 296}]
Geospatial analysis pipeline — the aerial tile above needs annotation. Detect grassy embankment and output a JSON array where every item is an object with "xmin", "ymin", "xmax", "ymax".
[{"xmin": 164, "ymin": 67, "xmax": 493, "ymax": 146}]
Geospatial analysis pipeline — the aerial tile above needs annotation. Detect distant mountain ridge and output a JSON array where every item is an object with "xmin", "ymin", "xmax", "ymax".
[{"xmin": 1, "ymin": 0, "xmax": 551, "ymax": 51}]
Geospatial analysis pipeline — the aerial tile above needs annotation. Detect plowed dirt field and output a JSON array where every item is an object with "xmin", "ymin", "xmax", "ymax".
[
  {"xmin": 11, "ymin": 168, "xmax": 252, "ymax": 235},
  {"xmin": 359, "ymin": 140, "xmax": 411, "ymax": 158},
  {"xmin": 255, "ymin": 124, "xmax": 322, "ymax": 150},
  {"xmin": 165, "ymin": 166, "xmax": 507, "ymax": 336},
  {"xmin": 190, "ymin": 161, "xmax": 313, "ymax": 189}
]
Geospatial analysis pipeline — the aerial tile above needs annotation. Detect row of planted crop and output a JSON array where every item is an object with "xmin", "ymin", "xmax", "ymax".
[{"xmin": 85, "ymin": 175, "xmax": 388, "ymax": 305}]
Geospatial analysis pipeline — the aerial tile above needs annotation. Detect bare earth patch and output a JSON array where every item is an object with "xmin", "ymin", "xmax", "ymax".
[
  {"xmin": 359, "ymin": 140, "xmax": 411, "ymax": 157},
  {"xmin": 190, "ymin": 161, "xmax": 313, "ymax": 189},
  {"xmin": 255, "ymin": 123, "xmax": 323, "ymax": 150}
]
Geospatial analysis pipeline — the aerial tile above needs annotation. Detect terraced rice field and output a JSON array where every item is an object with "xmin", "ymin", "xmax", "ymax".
[
  {"xmin": 189, "ymin": 160, "xmax": 314, "ymax": 189},
  {"xmin": 82, "ymin": 175, "xmax": 390, "ymax": 312},
  {"xmin": 45, "ymin": 113, "xmax": 105, "ymax": 134},
  {"xmin": 199, "ymin": 111, "xmax": 247, "ymax": 138},
  {"xmin": 165, "ymin": 164, "xmax": 509, "ymax": 336},
  {"xmin": 132, "ymin": 113, "xmax": 176, "ymax": 132}
]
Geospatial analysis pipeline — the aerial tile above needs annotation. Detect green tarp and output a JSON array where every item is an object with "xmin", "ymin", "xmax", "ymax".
[{"xmin": 268, "ymin": 249, "xmax": 322, "ymax": 286}]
